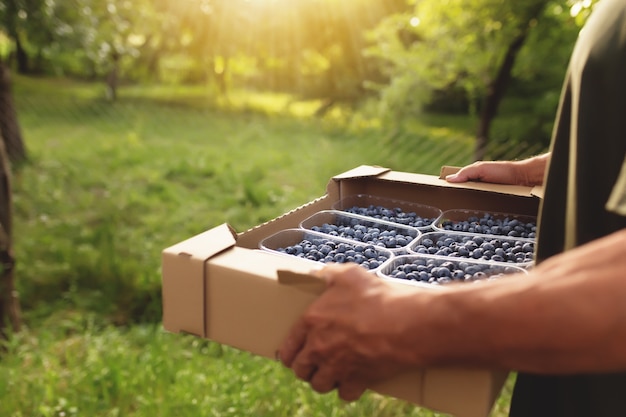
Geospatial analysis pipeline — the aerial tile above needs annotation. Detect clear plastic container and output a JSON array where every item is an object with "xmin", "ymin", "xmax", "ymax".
[
  {"xmin": 433, "ymin": 209, "xmax": 537, "ymax": 239},
  {"xmin": 377, "ymin": 254, "xmax": 528, "ymax": 288},
  {"xmin": 331, "ymin": 194, "xmax": 442, "ymax": 231},
  {"xmin": 259, "ymin": 228, "xmax": 394, "ymax": 273},
  {"xmin": 299, "ymin": 210, "xmax": 421, "ymax": 253},
  {"xmin": 408, "ymin": 231, "xmax": 535, "ymax": 268}
]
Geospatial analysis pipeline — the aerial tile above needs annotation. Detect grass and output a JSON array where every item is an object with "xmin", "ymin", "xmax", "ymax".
[{"xmin": 0, "ymin": 75, "xmax": 530, "ymax": 416}]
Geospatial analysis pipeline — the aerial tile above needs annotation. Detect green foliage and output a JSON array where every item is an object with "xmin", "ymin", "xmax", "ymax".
[
  {"xmin": 363, "ymin": 0, "xmax": 602, "ymax": 156},
  {"xmin": 1, "ymin": 322, "xmax": 515, "ymax": 417},
  {"xmin": 2, "ymin": 75, "xmax": 544, "ymax": 416},
  {"xmin": 1, "ymin": 0, "xmax": 411, "ymax": 102}
]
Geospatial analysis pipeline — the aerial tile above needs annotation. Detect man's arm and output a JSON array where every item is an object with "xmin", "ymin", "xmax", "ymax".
[
  {"xmin": 446, "ymin": 153, "xmax": 550, "ymax": 186},
  {"xmin": 278, "ymin": 228, "xmax": 626, "ymax": 401}
]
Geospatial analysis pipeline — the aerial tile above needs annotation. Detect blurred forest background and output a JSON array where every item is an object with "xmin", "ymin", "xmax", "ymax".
[
  {"xmin": 0, "ymin": 1, "xmax": 599, "ymax": 416},
  {"xmin": 0, "ymin": 0, "xmax": 597, "ymax": 161}
]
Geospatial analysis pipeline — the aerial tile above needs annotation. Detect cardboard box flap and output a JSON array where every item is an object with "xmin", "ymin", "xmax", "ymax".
[
  {"xmin": 161, "ymin": 224, "xmax": 237, "ymax": 338},
  {"xmin": 332, "ymin": 164, "xmax": 390, "ymax": 180},
  {"xmin": 531, "ymin": 185, "xmax": 545, "ymax": 199},
  {"xmin": 168, "ymin": 223, "xmax": 237, "ymax": 260},
  {"xmin": 439, "ymin": 165, "xmax": 461, "ymax": 178},
  {"xmin": 277, "ymin": 269, "xmax": 326, "ymax": 294}
]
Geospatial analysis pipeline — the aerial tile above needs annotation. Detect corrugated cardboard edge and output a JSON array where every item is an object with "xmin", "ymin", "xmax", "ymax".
[
  {"xmin": 161, "ymin": 224, "xmax": 238, "ymax": 337},
  {"xmin": 236, "ymin": 194, "xmax": 332, "ymax": 248},
  {"xmin": 237, "ymin": 165, "xmax": 392, "ymax": 248}
]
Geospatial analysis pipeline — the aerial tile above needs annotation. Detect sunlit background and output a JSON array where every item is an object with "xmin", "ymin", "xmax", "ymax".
[{"xmin": 0, "ymin": 1, "xmax": 600, "ymax": 416}]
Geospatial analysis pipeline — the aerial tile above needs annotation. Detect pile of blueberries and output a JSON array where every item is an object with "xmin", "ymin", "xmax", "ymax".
[
  {"xmin": 276, "ymin": 236, "xmax": 391, "ymax": 270},
  {"xmin": 411, "ymin": 233, "xmax": 534, "ymax": 264},
  {"xmin": 342, "ymin": 204, "xmax": 436, "ymax": 228},
  {"xmin": 382, "ymin": 256, "xmax": 522, "ymax": 285},
  {"xmin": 308, "ymin": 221, "xmax": 416, "ymax": 250},
  {"xmin": 439, "ymin": 213, "xmax": 536, "ymax": 239}
]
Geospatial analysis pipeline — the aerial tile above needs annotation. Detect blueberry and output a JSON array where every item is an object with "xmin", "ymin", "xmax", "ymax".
[
  {"xmin": 406, "ymin": 272, "xmax": 419, "ymax": 281},
  {"xmin": 481, "ymin": 242, "xmax": 495, "ymax": 251},
  {"xmin": 436, "ymin": 247, "xmax": 452, "ymax": 256},
  {"xmin": 457, "ymin": 246, "xmax": 470, "ymax": 256},
  {"xmin": 473, "ymin": 271, "xmax": 487, "ymax": 280},
  {"xmin": 354, "ymin": 254, "xmax": 366, "ymax": 264},
  {"xmin": 418, "ymin": 271, "xmax": 430, "ymax": 281},
  {"xmin": 364, "ymin": 248, "xmax": 377, "ymax": 258},
  {"xmin": 451, "ymin": 269, "xmax": 465, "ymax": 280},
  {"xmin": 394, "ymin": 271, "xmax": 407, "ymax": 280}
]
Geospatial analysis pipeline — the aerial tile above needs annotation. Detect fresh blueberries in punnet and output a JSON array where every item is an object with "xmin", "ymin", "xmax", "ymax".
[
  {"xmin": 277, "ymin": 237, "xmax": 390, "ymax": 270},
  {"xmin": 440, "ymin": 213, "xmax": 537, "ymax": 239},
  {"xmin": 308, "ymin": 217, "xmax": 417, "ymax": 250},
  {"xmin": 342, "ymin": 204, "xmax": 437, "ymax": 228},
  {"xmin": 383, "ymin": 256, "xmax": 522, "ymax": 286},
  {"xmin": 411, "ymin": 233, "xmax": 535, "ymax": 264}
]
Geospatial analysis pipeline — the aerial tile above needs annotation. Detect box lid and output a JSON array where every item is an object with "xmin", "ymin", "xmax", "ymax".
[
  {"xmin": 166, "ymin": 223, "xmax": 237, "ymax": 259},
  {"xmin": 332, "ymin": 164, "xmax": 391, "ymax": 179}
]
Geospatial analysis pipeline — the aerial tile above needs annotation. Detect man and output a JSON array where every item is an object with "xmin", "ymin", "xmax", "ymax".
[{"xmin": 278, "ymin": 0, "xmax": 626, "ymax": 415}]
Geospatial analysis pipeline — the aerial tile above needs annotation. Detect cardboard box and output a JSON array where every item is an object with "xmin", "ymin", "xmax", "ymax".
[{"xmin": 161, "ymin": 165, "xmax": 542, "ymax": 417}]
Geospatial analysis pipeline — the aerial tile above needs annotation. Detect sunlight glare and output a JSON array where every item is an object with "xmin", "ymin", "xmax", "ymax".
[{"xmin": 569, "ymin": 0, "xmax": 592, "ymax": 17}]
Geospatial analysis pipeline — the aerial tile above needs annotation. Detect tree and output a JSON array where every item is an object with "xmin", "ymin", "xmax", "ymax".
[
  {"xmin": 0, "ymin": 0, "xmax": 52, "ymax": 74},
  {"xmin": 367, "ymin": 0, "xmax": 597, "ymax": 160},
  {"xmin": 474, "ymin": 1, "xmax": 548, "ymax": 160},
  {"xmin": 0, "ymin": 62, "xmax": 26, "ymax": 163},
  {"xmin": 0, "ymin": 99, "xmax": 20, "ymax": 342}
]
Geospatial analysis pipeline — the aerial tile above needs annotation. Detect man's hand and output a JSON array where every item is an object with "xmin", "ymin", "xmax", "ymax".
[
  {"xmin": 445, "ymin": 160, "xmax": 521, "ymax": 184},
  {"xmin": 446, "ymin": 153, "xmax": 549, "ymax": 186},
  {"xmin": 277, "ymin": 264, "xmax": 422, "ymax": 401}
]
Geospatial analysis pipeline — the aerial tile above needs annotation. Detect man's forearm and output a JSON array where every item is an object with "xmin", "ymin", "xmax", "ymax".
[
  {"xmin": 401, "ymin": 228, "xmax": 626, "ymax": 373},
  {"xmin": 513, "ymin": 152, "xmax": 550, "ymax": 186}
]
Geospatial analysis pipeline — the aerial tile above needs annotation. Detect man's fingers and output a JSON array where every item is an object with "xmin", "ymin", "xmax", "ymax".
[
  {"xmin": 308, "ymin": 366, "xmax": 339, "ymax": 394},
  {"xmin": 445, "ymin": 172, "xmax": 465, "ymax": 182},
  {"xmin": 277, "ymin": 317, "xmax": 308, "ymax": 368},
  {"xmin": 292, "ymin": 359, "xmax": 318, "ymax": 383},
  {"xmin": 337, "ymin": 380, "xmax": 368, "ymax": 402}
]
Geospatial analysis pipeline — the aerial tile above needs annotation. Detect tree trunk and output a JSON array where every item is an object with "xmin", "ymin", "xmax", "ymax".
[
  {"xmin": 474, "ymin": 2, "xmax": 548, "ymax": 161},
  {"xmin": 0, "ymin": 137, "xmax": 21, "ymax": 342},
  {"xmin": 0, "ymin": 62, "xmax": 27, "ymax": 164},
  {"xmin": 474, "ymin": 34, "xmax": 527, "ymax": 161},
  {"xmin": 106, "ymin": 52, "xmax": 120, "ymax": 101},
  {"xmin": 14, "ymin": 37, "xmax": 29, "ymax": 75}
]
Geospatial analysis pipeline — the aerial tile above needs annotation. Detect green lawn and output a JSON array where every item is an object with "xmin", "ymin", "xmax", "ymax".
[{"xmin": 0, "ymin": 76, "xmax": 521, "ymax": 417}]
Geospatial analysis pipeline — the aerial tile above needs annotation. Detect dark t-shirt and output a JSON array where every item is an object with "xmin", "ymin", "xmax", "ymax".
[{"xmin": 510, "ymin": 0, "xmax": 626, "ymax": 415}]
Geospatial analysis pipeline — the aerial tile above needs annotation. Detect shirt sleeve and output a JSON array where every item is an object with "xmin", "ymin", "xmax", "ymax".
[{"xmin": 606, "ymin": 155, "xmax": 626, "ymax": 216}]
